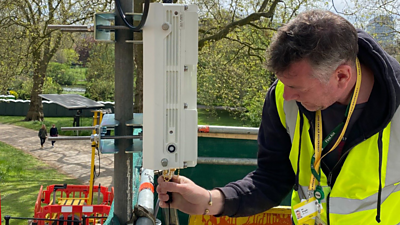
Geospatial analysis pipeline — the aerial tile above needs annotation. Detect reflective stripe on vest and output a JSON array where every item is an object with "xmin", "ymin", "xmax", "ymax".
[{"xmin": 274, "ymin": 80, "xmax": 400, "ymax": 224}]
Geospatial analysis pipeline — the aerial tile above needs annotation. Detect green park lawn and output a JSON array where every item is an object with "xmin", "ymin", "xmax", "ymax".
[{"xmin": 0, "ymin": 142, "xmax": 80, "ymax": 225}]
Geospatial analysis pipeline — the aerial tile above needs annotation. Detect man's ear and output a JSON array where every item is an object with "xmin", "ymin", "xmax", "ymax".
[{"xmin": 334, "ymin": 64, "xmax": 352, "ymax": 88}]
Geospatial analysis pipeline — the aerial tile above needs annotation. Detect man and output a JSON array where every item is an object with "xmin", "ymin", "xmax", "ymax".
[
  {"xmin": 50, "ymin": 124, "xmax": 58, "ymax": 147},
  {"xmin": 157, "ymin": 10, "xmax": 400, "ymax": 224},
  {"xmin": 296, "ymin": 210, "xmax": 302, "ymax": 220}
]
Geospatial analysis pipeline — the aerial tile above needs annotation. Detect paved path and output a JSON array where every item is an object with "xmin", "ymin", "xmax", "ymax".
[{"xmin": 0, "ymin": 123, "xmax": 114, "ymax": 188}]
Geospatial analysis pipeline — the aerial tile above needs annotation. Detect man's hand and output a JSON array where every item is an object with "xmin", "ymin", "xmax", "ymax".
[{"xmin": 156, "ymin": 175, "xmax": 224, "ymax": 215}]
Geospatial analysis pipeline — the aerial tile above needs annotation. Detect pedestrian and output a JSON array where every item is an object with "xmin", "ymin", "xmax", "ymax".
[
  {"xmin": 38, "ymin": 124, "xmax": 47, "ymax": 149},
  {"xmin": 73, "ymin": 110, "xmax": 81, "ymax": 127},
  {"xmin": 157, "ymin": 10, "xmax": 400, "ymax": 224},
  {"xmin": 50, "ymin": 124, "xmax": 58, "ymax": 147}
]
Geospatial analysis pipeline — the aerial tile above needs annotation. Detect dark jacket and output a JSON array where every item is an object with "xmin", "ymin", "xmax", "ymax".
[
  {"xmin": 50, "ymin": 127, "xmax": 58, "ymax": 137},
  {"xmin": 38, "ymin": 128, "xmax": 47, "ymax": 139},
  {"xmin": 217, "ymin": 30, "xmax": 400, "ymax": 217}
]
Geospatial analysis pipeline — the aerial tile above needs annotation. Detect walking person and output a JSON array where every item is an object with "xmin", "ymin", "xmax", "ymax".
[
  {"xmin": 38, "ymin": 124, "xmax": 47, "ymax": 149},
  {"xmin": 50, "ymin": 124, "xmax": 58, "ymax": 148}
]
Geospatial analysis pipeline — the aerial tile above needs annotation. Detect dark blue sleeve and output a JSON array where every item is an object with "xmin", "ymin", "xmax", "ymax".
[{"xmin": 217, "ymin": 81, "xmax": 295, "ymax": 217}]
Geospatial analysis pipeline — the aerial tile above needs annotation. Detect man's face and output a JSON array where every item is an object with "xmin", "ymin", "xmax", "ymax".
[
  {"xmin": 296, "ymin": 210, "xmax": 301, "ymax": 218},
  {"xmin": 277, "ymin": 59, "xmax": 341, "ymax": 111}
]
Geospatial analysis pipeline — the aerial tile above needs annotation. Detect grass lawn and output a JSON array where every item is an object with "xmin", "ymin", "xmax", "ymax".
[
  {"xmin": 197, "ymin": 109, "xmax": 251, "ymax": 127},
  {"xmin": 0, "ymin": 142, "xmax": 81, "ymax": 225}
]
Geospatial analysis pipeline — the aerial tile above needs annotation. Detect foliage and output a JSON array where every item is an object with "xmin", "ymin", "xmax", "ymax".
[
  {"xmin": 14, "ymin": 77, "xmax": 62, "ymax": 100},
  {"xmin": 0, "ymin": 17, "xmax": 28, "ymax": 94},
  {"xmin": 85, "ymin": 79, "xmax": 115, "ymax": 101},
  {"xmin": 11, "ymin": 76, "xmax": 31, "ymax": 100},
  {"xmin": 74, "ymin": 34, "xmax": 96, "ymax": 67},
  {"xmin": 52, "ymin": 48, "xmax": 79, "ymax": 65},
  {"xmin": 85, "ymin": 43, "xmax": 115, "ymax": 101},
  {"xmin": 0, "ymin": 0, "xmax": 113, "ymax": 121},
  {"xmin": 197, "ymin": 24, "xmax": 275, "ymax": 126},
  {"xmin": 197, "ymin": 109, "xmax": 251, "ymax": 126},
  {"xmin": 9, "ymin": 90, "xmax": 18, "ymax": 99},
  {"xmin": 0, "ymin": 142, "xmax": 80, "ymax": 224},
  {"xmin": 1, "ymin": 0, "xmax": 399, "ymax": 122},
  {"xmin": 43, "ymin": 77, "xmax": 63, "ymax": 94},
  {"xmin": 46, "ymin": 62, "xmax": 77, "ymax": 85},
  {"xmin": 189, "ymin": 0, "xmax": 315, "ymax": 125}
]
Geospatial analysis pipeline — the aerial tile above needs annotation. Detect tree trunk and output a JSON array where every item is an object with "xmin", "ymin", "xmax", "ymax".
[
  {"xmin": 25, "ymin": 35, "xmax": 57, "ymax": 121},
  {"xmin": 25, "ymin": 56, "xmax": 47, "ymax": 121}
]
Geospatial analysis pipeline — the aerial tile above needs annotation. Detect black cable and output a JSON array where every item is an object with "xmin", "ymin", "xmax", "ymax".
[{"xmin": 115, "ymin": 0, "xmax": 150, "ymax": 32}]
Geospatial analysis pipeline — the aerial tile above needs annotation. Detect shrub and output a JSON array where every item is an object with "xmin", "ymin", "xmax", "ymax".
[
  {"xmin": 47, "ymin": 62, "xmax": 77, "ymax": 85},
  {"xmin": 9, "ymin": 90, "xmax": 18, "ymax": 99}
]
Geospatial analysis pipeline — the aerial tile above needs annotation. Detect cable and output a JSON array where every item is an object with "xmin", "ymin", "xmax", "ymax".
[
  {"xmin": 154, "ymin": 199, "xmax": 160, "ymax": 217},
  {"xmin": 94, "ymin": 147, "xmax": 101, "ymax": 177},
  {"xmin": 115, "ymin": 0, "xmax": 150, "ymax": 32}
]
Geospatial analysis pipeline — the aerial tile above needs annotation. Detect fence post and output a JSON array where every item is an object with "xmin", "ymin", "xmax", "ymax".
[
  {"xmin": 4, "ymin": 216, "xmax": 10, "ymax": 225},
  {"xmin": 82, "ymin": 215, "xmax": 87, "ymax": 225}
]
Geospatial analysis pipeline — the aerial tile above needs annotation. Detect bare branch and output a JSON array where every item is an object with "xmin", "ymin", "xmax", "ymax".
[
  {"xmin": 198, "ymin": 0, "xmax": 281, "ymax": 50},
  {"xmin": 258, "ymin": 0, "xmax": 270, "ymax": 12},
  {"xmin": 248, "ymin": 22, "xmax": 277, "ymax": 31}
]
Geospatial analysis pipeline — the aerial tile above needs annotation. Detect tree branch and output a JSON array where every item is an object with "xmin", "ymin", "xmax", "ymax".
[
  {"xmin": 258, "ymin": 0, "xmax": 270, "ymax": 12},
  {"xmin": 198, "ymin": 0, "xmax": 281, "ymax": 50}
]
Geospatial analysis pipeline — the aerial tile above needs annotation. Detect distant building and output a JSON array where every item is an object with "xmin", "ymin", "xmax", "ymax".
[{"xmin": 366, "ymin": 15, "xmax": 396, "ymax": 48}]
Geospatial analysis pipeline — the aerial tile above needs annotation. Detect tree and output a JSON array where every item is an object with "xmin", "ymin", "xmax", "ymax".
[
  {"xmin": 0, "ymin": 0, "xmax": 112, "ymax": 121},
  {"xmin": 192, "ymin": 0, "xmax": 312, "ymax": 125},
  {"xmin": 85, "ymin": 43, "xmax": 115, "ymax": 101},
  {"xmin": 52, "ymin": 48, "xmax": 79, "ymax": 65},
  {"xmin": 74, "ymin": 34, "xmax": 96, "ymax": 67},
  {"xmin": 0, "ymin": 5, "xmax": 28, "ymax": 95}
]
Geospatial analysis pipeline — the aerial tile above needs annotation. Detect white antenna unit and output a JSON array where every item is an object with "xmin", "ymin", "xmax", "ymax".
[{"xmin": 142, "ymin": 3, "xmax": 198, "ymax": 170}]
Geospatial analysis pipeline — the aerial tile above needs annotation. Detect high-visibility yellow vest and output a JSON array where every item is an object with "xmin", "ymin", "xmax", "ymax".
[{"xmin": 275, "ymin": 81, "xmax": 400, "ymax": 224}]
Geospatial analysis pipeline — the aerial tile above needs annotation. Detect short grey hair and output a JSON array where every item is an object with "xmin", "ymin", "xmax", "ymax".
[{"xmin": 266, "ymin": 10, "xmax": 358, "ymax": 83}]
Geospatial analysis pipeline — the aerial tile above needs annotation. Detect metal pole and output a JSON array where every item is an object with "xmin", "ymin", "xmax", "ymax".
[
  {"xmin": 5, "ymin": 215, "xmax": 10, "ymax": 225},
  {"xmin": 61, "ymin": 126, "xmax": 96, "ymax": 131},
  {"xmin": 82, "ymin": 215, "xmax": 87, "ymax": 225},
  {"xmin": 136, "ymin": 169, "xmax": 154, "ymax": 225},
  {"xmin": 114, "ymin": 0, "xmax": 134, "ymax": 222},
  {"xmin": 197, "ymin": 157, "xmax": 257, "ymax": 166},
  {"xmin": 48, "ymin": 24, "xmax": 93, "ymax": 31},
  {"xmin": 48, "ymin": 136, "xmax": 90, "ymax": 141},
  {"xmin": 48, "ymin": 136, "xmax": 141, "ymax": 141},
  {"xmin": 198, "ymin": 125, "xmax": 259, "ymax": 134}
]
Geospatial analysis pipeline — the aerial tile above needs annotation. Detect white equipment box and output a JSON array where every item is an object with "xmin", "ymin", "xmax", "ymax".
[{"xmin": 143, "ymin": 3, "xmax": 198, "ymax": 170}]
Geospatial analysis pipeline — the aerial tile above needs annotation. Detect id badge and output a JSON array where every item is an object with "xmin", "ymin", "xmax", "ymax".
[{"xmin": 293, "ymin": 197, "xmax": 319, "ymax": 224}]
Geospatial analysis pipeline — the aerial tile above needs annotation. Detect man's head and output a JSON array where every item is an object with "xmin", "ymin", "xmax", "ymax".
[
  {"xmin": 296, "ymin": 210, "xmax": 301, "ymax": 219},
  {"xmin": 52, "ymin": 124, "xmax": 55, "ymax": 127},
  {"xmin": 266, "ymin": 10, "xmax": 359, "ymax": 111}
]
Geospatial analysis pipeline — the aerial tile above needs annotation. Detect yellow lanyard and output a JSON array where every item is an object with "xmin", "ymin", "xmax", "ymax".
[{"xmin": 308, "ymin": 58, "xmax": 362, "ymax": 191}]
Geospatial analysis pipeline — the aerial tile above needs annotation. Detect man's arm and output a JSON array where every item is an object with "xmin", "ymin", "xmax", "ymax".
[{"xmin": 216, "ymin": 81, "xmax": 295, "ymax": 217}]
